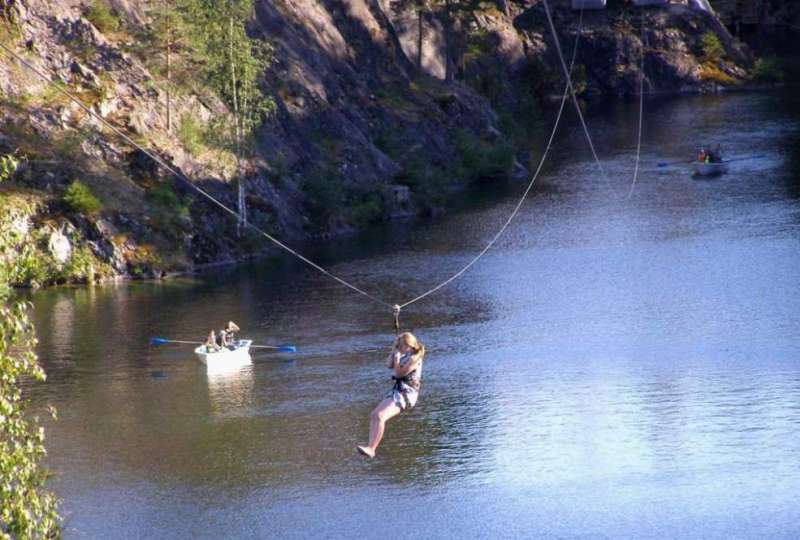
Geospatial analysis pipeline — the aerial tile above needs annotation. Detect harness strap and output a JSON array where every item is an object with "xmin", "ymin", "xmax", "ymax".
[{"xmin": 391, "ymin": 369, "xmax": 419, "ymax": 389}]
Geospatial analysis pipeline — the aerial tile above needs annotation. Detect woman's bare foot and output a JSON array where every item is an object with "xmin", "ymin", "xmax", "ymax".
[{"xmin": 356, "ymin": 445, "xmax": 375, "ymax": 458}]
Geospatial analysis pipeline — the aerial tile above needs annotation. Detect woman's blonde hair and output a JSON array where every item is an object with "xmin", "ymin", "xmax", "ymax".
[{"xmin": 395, "ymin": 332, "xmax": 425, "ymax": 363}]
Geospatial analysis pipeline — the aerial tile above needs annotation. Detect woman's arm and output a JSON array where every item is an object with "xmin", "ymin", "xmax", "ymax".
[
  {"xmin": 386, "ymin": 349, "xmax": 397, "ymax": 369},
  {"xmin": 393, "ymin": 355, "xmax": 420, "ymax": 378}
]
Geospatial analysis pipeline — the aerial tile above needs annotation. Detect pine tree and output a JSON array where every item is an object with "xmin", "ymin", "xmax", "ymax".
[{"xmin": 145, "ymin": 0, "xmax": 184, "ymax": 133}]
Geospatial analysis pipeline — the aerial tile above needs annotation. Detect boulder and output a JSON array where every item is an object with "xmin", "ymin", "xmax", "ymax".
[
  {"xmin": 91, "ymin": 217, "xmax": 127, "ymax": 272},
  {"xmin": 47, "ymin": 227, "xmax": 72, "ymax": 264},
  {"xmin": 9, "ymin": 215, "xmax": 31, "ymax": 240}
]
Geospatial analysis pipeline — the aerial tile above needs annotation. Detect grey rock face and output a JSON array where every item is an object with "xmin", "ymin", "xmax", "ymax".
[
  {"xmin": 0, "ymin": 0, "xmax": 750, "ymax": 288},
  {"xmin": 47, "ymin": 227, "xmax": 72, "ymax": 264}
]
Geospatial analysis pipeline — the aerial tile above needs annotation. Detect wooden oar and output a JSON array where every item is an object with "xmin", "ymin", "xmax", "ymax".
[{"xmin": 149, "ymin": 337, "xmax": 296, "ymax": 352}]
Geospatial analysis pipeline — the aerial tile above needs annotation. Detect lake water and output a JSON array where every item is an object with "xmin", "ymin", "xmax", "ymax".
[{"xmin": 26, "ymin": 91, "xmax": 800, "ymax": 538}]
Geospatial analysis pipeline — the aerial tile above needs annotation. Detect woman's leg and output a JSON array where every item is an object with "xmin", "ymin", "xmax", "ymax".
[{"xmin": 358, "ymin": 398, "xmax": 402, "ymax": 457}]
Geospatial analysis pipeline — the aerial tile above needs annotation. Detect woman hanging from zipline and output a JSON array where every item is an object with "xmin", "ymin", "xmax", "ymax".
[{"xmin": 357, "ymin": 332, "xmax": 426, "ymax": 458}]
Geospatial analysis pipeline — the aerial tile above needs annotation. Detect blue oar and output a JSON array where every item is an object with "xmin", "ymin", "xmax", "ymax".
[
  {"xmin": 657, "ymin": 159, "xmax": 692, "ymax": 167},
  {"xmin": 149, "ymin": 337, "xmax": 296, "ymax": 352},
  {"xmin": 251, "ymin": 344, "xmax": 297, "ymax": 353}
]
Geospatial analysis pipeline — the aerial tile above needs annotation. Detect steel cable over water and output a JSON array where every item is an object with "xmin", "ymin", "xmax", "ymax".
[
  {"xmin": 1, "ymin": 12, "xmax": 586, "ymax": 318},
  {"xmin": 541, "ymin": 0, "xmax": 615, "ymax": 195},
  {"xmin": 626, "ymin": 7, "xmax": 647, "ymax": 200},
  {"xmin": 0, "ymin": 41, "xmax": 391, "ymax": 309},
  {"xmin": 397, "ymin": 9, "xmax": 585, "ymax": 310},
  {"xmin": 541, "ymin": 0, "xmax": 648, "ymax": 200}
]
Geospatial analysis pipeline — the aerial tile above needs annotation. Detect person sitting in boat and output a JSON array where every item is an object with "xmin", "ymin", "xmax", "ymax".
[
  {"xmin": 357, "ymin": 331, "xmax": 426, "ymax": 459},
  {"xmin": 697, "ymin": 148, "xmax": 707, "ymax": 163},
  {"xmin": 710, "ymin": 145, "xmax": 722, "ymax": 163},
  {"xmin": 204, "ymin": 330, "xmax": 220, "ymax": 353},
  {"xmin": 219, "ymin": 321, "xmax": 240, "ymax": 350}
]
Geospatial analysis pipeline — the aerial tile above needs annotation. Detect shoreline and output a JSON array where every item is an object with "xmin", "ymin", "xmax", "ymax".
[
  {"xmin": 542, "ymin": 81, "xmax": 785, "ymax": 105},
  {"xmin": 6, "ymin": 84, "xmax": 791, "ymax": 295}
]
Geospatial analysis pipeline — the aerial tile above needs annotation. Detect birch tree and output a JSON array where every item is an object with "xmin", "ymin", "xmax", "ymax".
[{"xmin": 179, "ymin": 0, "xmax": 273, "ymax": 231}]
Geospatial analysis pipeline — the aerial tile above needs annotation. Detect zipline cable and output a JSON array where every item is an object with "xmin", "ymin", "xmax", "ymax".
[
  {"xmin": 626, "ymin": 7, "xmax": 646, "ymax": 200},
  {"xmin": 542, "ymin": 0, "xmax": 649, "ymax": 200},
  {"xmin": 1, "ymin": 10, "xmax": 587, "ymax": 318},
  {"xmin": 541, "ymin": 0, "xmax": 617, "ymax": 196},
  {"xmin": 397, "ymin": 9, "xmax": 585, "ymax": 310},
  {"xmin": 0, "ymin": 40, "xmax": 392, "ymax": 309}
]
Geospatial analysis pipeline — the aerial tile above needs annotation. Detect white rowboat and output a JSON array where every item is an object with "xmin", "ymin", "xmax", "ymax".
[
  {"xmin": 692, "ymin": 162, "xmax": 729, "ymax": 176},
  {"xmin": 194, "ymin": 339, "xmax": 252, "ymax": 365}
]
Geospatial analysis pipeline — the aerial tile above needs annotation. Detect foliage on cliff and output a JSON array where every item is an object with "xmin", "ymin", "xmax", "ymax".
[
  {"xmin": 0, "ymin": 194, "xmax": 114, "ymax": 291},
  {"xmin": 0, "ymin": 155, "xmax": 19, "ymax": 183}
]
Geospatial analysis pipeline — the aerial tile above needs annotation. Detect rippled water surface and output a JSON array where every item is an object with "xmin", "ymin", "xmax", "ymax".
[{"xmin": 27, "ymin": 91, "xmax": 800, "ymax": 538}]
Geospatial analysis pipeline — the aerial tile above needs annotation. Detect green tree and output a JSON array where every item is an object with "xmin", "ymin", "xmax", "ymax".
[
  {"xmin": 0, "ymin": 301, "xmax": 60, "ymax": 538},
  {"xmin": 0, "ymin": 154, "xmax": 19, "ymax": 182},
  {"xmin": 144, "ymin": 0, "xmax": 188, "ymax": 133},
  {"xmin": 751, "ymin": 56, "xmax": 783, "ymax": 83},
  {"xmin": 150, "ymin": 0, "xmax": 178, "ymax": 132},
  {"xmin": 85, "ymin": 0, "xmax": 121, "ymax": 33},
  {"xmin": 700, "ymin": 31, "xmax": 724, "ymax": 62},
  {"xmin": 62, "ymin": 180, "xmax": 102, "ymax": 215},
  {"xmin": 179, "ymin": 0, "xmax": 273, "ymax": 147},
  {"xmin": 389, "ymin": 0, "xmax": 429, "ymax": 71},
  {"xmin": 178, "ymin": 0, "xmax": 274, "ymax": 229},
  {"xmin": 427, "ymin": 0, "xmax": 496, "ymax": 83}
]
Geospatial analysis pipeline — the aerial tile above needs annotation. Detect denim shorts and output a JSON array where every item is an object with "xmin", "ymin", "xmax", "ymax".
[{"xmin": 386, "ymin": 383, "xmax": 419, "ymax": 411}]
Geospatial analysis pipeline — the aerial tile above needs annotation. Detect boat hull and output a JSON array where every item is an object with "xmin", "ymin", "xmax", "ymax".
[
  {"xmin": 194, "ymin": 339, "xmax": 252, "ymax": 365},
  {"xmin": 692, "ymin": 162, "xmax": 729, "ymax": 176}
]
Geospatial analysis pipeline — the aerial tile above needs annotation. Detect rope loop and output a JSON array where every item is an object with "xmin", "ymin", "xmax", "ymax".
[{"xmin": 392, "ymin": 304, "xmax": 401, "ymax": 335}]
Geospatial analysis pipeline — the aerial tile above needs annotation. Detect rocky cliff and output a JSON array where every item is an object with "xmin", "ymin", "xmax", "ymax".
[{"xmin": 0, "ymin": 0, "xmax": 758, "ymax": 289}]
